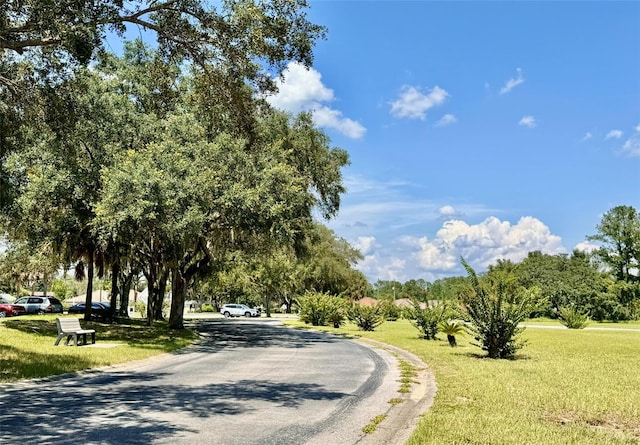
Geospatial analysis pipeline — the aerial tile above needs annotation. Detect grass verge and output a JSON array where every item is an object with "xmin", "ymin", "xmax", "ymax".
[
  {"xmin": 0, "ymin": 314, "xmax": 197, "ymax": 382},
  {"xmin": 285, "ymin": 318, "xmax": 640, "ymax": 444}
]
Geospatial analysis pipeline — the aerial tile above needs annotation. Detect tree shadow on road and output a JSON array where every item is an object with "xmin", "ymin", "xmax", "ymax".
[
  {"xmin": 179, "ymin": 319, "xmax": 342, "ymax": 354},
  {"xmin": 0, "ymin": 371, "xmax": 346, "ymax": 445}
]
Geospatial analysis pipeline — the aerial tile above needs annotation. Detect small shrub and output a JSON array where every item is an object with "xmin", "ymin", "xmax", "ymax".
[
  {"xmin": 461, "ymin": 259, "xmax": 537, "ymax": 359},
  {"xmin": 408, "ymin": 300, "xmax": 451, "ymax": 340},
  {"xmin": 380, "ymin": 299, "xmax": 401, "ymax": 321},
  {"xmin": 296, "ymin": 291, "xmax": 345, "ymax": 326},
  {"xmin": 347, "ymin": 302, "xmax": 385, "ymax": 331},
  {"xmin": 134, "ymin": 301, "xmax": 146, "ymax": 318},
  {"xmin": 558, "ymin": 306, "xmax": 589, "ymax": 329},
  {"xmin": 201, "ymin": 304, "xmax": 214, "ymax": 312},
  {"xmin": 439, "ymin": 320, "xmax": 465, "ymax": 347}
]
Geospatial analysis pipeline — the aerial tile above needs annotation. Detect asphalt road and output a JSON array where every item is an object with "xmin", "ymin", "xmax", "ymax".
[{"xmin": 0, "ymin": 319, "xmax": 409, "ymax": 445}]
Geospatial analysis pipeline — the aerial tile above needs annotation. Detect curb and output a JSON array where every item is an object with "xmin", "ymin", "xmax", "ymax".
[{"xmin": 355, "ymin": 338, "xmax": 437, "ymax": 445}]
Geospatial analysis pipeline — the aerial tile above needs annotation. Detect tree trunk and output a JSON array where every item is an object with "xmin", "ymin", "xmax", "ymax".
[
  {"xmin": 265, "ymin": 294, "xmax": 271, "ymax": 317},
  {"xmin": 144, "ymin": 261, "xmax": 157, "ymax": 325},
  {"xmin": 155, "ymin": 270, "xmax": 168, "ymax": 320},
  {"xmin": 118, "ymin": 270, "xmax": 133, "ymax": 317},
  {"xmin": 84, "ymin": 248, "xmax": 94, "ymax": 321},
  {"xmin": 169, "ymin": 266, "xmax": 186, "ymax": 329},
  {"xmin": 109, "ymin": 257, "xmax": 120, "ymax": 321}
]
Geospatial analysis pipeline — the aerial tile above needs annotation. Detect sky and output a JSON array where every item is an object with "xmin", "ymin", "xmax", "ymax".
[{"xmin": 263, "ymin": 1, "xmax": 640, "ymax": 284}]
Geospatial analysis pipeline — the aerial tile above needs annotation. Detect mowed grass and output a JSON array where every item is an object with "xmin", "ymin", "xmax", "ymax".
[
  {"xmin": 286, "ymin": 319, "xmax": 640, "ymax": 444},
  {"xmin": 0, "ymin": 315, "xmax": 198, "ymax": 382}
]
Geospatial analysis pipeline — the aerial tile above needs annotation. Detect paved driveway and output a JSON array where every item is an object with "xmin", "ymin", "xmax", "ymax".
[{"xmin": 0, "ymin": 319, "xmax": 406, "ymax": 445}]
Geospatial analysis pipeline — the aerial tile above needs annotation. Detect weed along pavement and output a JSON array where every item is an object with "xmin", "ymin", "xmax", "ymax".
[{"xmin": 0, "ymin": 318, "xmax": 435, "ymax": 445}]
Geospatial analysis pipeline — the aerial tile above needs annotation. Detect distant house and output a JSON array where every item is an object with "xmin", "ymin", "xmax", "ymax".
[
  {"xmin": 357, "ymin": 297, "xmax": 379, "ymax": 307},
  {"xmin": 395, "ymin": 298, "xmax": 428, "ymax": 309}
]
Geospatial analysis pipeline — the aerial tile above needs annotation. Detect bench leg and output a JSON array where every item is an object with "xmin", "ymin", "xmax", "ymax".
[
  {"xmin": 90, "ymin": 332, "xmax": 95, "ymax": 344},
  {"xmin": 55, "ymin": 334, "xmax": 65, "ymax": 346},
  {"xmin": 66, "ymin": 334, "xmax": 78, "ymax": 346}
]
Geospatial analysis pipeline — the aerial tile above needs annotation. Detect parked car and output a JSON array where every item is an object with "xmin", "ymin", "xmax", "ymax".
[
  {"xmin": 0, "ymin": 296, "xmax": 27, "ymax": 318},
  {"xmin": 220, "ymin": 304, "xmax": 260, "ymax": 318},
  {"xmin": 13, "ymin": 296, "xmax": 63, "ymax": 314},
  {"xmin": 68, "ymin": 302, "xmax": 112, "ymax": 322}
]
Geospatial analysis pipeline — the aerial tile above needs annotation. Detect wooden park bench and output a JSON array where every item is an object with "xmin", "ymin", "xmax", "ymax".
[{"xmin": 54, "ymin": 318, "xmax": 96, "ymax": 346}]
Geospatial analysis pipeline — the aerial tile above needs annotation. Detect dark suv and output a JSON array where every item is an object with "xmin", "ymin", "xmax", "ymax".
[{"xmin": 14, "ymin": 296, "xmax": 64, "ymax": 314}]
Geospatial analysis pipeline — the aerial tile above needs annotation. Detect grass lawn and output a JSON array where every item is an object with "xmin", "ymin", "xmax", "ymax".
[
  {"xmin": 522, "ymin": 318, "xmax": 640, "ymax": 329},
  {"xmin": 285, "ymin": 319, "xmax": 640, "ymax": 445},
  {"xmin": 0, "ymin": 314, "xmax": 197, "ymax": 382}
]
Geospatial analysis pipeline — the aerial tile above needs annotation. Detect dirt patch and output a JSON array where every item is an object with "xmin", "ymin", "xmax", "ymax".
[{"xmin": 543, "ymin": 411, "xmax": 640, "ymax": 439}]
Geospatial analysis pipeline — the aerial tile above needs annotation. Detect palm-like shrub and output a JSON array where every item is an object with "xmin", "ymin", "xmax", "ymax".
[
  {"xmin": 347, "ymin": 302, "xmax": 385, "ymax": 331},
  {"xmin": 408, "ymin": 300, "xmax": 451, "ymax": 340},
  {"xmin": 439, "ymin": 320, "xmax": 465, "ymax": 347},
  {"xmin": 558, "ymin": 305, "xmax": 589, "ymax": 329},
  {"xmin": 297, "ymin": 291, "xmax": 345, "ymax": 326},
  {"xmin": 461, "ymin": 259, "xmax": 537, "ymax": 359}
]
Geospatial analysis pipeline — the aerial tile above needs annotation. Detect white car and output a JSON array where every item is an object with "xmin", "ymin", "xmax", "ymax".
[{"xmin": 220, "ymin": 304, "xmax": 259, "ymax": 318}]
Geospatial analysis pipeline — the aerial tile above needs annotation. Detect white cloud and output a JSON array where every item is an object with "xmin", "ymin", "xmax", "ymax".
[
  {"xmin": 636, "ymin": 123, "xmax": 640, "ymax": 132},
  {"xmin": 268, "ymin": 62, "xmax": 333, "ymax": 112},
  {"xmin": 360, "ymin": 255, "xmax": 407, "ymax": 282},
  {"xmin": 581, "ymin": 132, "xmax": 592, "ymax": 142},
  {"xmin": 519, "ymin": 116, "xmax": 536, "ymax": 128},
  {"xmin": 266, "ymin": 62, "xmax": 366, "ymax": 139},
  {"xmin": 620, "ymin": 134, "xmax": 640, "ymax": 157},
  {"xmin": 500, "ymin": 68, "xmax": 525, "ymax": 95},
  {"xmin": 573, "ymin": 241, "xmax": 599, "ymax": 253},
  {"xmin": 411, "ymin": 216, "xmax": 565, "ymax": 272},
  {"xmin": 605, "ymin": 129, "xmax": 623, "ymax": 140},
  {"xmin": 434, "ymin": 113, "xmax": 458, "ymax": 127},
  {"xmin": 353, "ymin": 236, "xmax": 376, "ymax": 255},
  {"xmin": 390, "ymin": 85, "xmax": 448, "ymax": 120},
  {"xmin": 438, "ymin": 205, "xmax": 464, "ymax": 219},
  {"xmin": 312, "ymin": 106, "xmax": 366, "ymax": 139}
]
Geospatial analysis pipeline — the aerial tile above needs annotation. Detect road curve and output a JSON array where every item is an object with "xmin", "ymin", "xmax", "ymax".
[{"xmin": 0, "ymin": 318, "xmax": 434, "ymax": 445}]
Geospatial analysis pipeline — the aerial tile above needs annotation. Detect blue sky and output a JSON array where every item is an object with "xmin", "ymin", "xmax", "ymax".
[{"xmin": 264, "ymin": 1, "xmax": 640, "ymax": 283}]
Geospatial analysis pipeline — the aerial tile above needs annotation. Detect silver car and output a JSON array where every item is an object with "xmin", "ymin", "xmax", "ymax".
[
  {"xmin": 220, "ymin": 304, "xmax": 259, "ymax": 318},
  {"xmin": 14, "ymin": 296, "xmax": 63, "ymax": 314}
]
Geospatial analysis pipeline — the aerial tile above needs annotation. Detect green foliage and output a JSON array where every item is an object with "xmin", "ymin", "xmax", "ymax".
[
  {"xmin": 296, "ymin": 291, "xmax": 345, "ymax": 327},
  {"xmin": 588, "ymin": 205, "xmax": 640, "ymax": 283},
  {"xmin": 408, "ymin": 300, "xmax": 452, "ymax": 340},
  {"xmin": 50, "ymin": 279, "xmax": 68, "ymax": 301},
  {"xmin": 461, "ymin": 259, "xmax": 538, "ymax": 359},
  {"xmin": 426, "ymin": 276, "xmax": 468, "ymax": 301},
  {"xmin": 347, "ymin": 302, "xmax": 385, "ymax": 331},
  {"xmin": 201, "ymin": 304, "xmax": 214, "ymax": 312},
  {"xmin": 135, "ymin": 301, "xmax": 146, "ymax": 318},
  {"xmin": 379, "ymin": 299, "xmax": 401, "ymax": 321},
  {"xmin": 558, "ymin": 306, "xmax": 589, "ymax": 329}
]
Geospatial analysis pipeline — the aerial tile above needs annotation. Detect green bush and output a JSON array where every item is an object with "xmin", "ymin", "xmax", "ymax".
[
  {"xmin": 347, "ymin": 303, "xmax": 385, "ymax": 331},
  {"xmin": 135, "ymin": 301, "xmax": 146, "ymax": 318},
  {"xmin": 461, "ymin": 259, "xmax": 537, "ymax": 359},
  {"xmin": 408, "ymin": 300, "xmax": 451, "ymax": 340},
  {"xmin": 558, "ymin": 306, "xmax": 589, "ymax": 329},
  {"xmin": 380, "ymin": 299, "xmax": 401, "ymax": 321},
  {"xmin": 201, "ymin": 304, "xmax": 214, "ymax": 312},
  {"xmin": 296, "ymin": 291, "xmax": 345, "ymax": 326}
]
